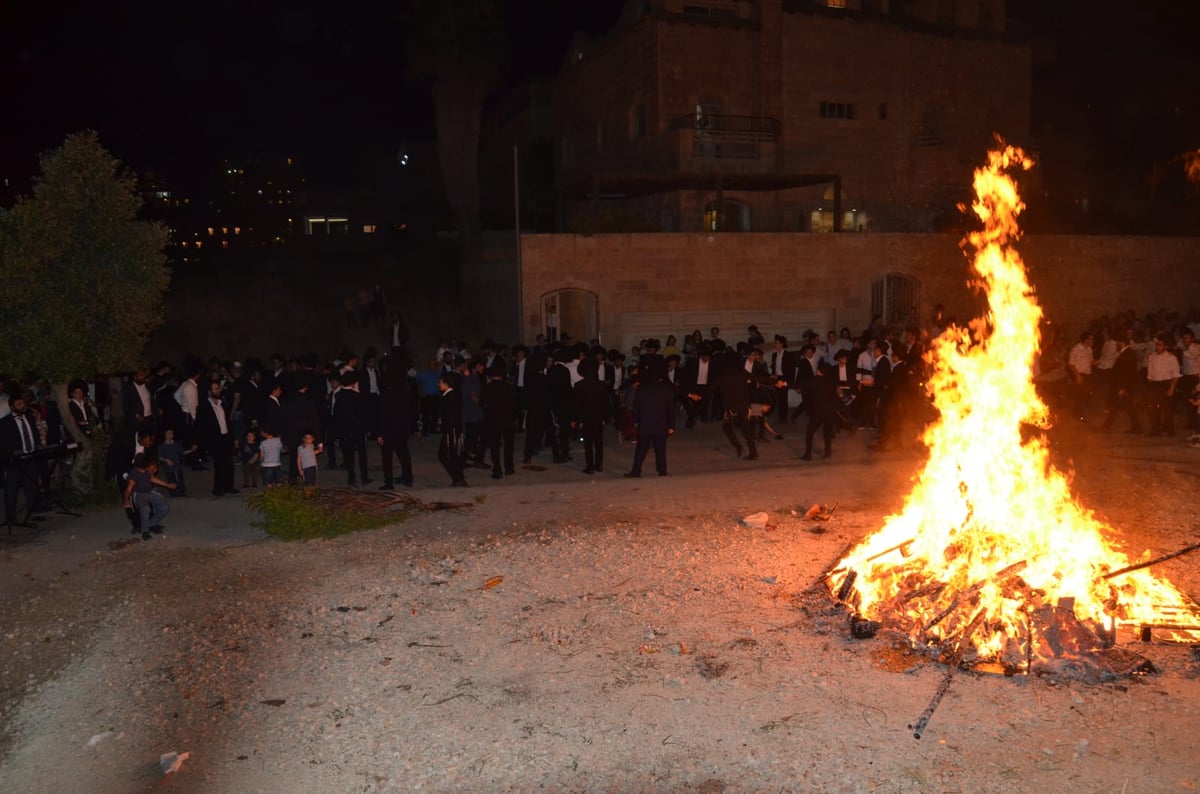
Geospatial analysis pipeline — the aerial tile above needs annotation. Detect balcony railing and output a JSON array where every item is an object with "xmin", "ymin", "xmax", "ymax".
[{"xmin": 668, "ymin": 113, "xmax": 782, "ymax": 138}]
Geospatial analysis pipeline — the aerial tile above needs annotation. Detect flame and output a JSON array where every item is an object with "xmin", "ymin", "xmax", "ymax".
[{"xmin": 833, "ymin": 142, "xmax": 1196, "ymax": 663}]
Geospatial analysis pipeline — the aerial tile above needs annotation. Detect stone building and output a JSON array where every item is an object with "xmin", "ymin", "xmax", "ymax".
[{"xmin": 551, "ymin": 0, "xmax": 1030, "ymax": 234}]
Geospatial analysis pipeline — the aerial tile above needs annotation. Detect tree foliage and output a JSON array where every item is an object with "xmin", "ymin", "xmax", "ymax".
[{"xmin": 0, "ymin": 131, "xmax": 170, "ymax": 383}]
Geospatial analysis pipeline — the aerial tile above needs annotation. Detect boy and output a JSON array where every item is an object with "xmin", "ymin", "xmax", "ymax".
[
  {"xmin": 123, "ymin": 453, "xmax": 176, "ymax": 540},
  {"xmin": 240, "ymin": 429, "xmax": 261, "ymax": 489},
  {"xmin": 158, "ymin": 427, "xmax": 187, "ymax": 497},
  {"xmin": 296, "ymin": 431, "xmax": 323, "ymax": 486},
  {"xmin": 259, "ymin": 426, "xmax": 284, "ymax": 486}
]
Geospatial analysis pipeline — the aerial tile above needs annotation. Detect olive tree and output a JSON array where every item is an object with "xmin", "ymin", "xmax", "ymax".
[{"xmin": 0, "ymin": 131, "xmax": 170, "ymax": 493}]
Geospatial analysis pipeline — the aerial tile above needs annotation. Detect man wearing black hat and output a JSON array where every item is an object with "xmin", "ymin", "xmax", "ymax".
[
  {"xmin": 333, "ymin": 370, "xmax": 370, "ymax": 487},
  {"xmin": 438, "ymin": 371, "xmax": 468, "ymax": 486},
  {"xmin": 572, "ymin": 358, "xmax": 609, "ymax": 475},
  {"xmin": 769, "ymin": 335, "xmax": 792, "ymax": 424},
  {"xmin": 376, "ymin": 367, "xmax": 416, "ymax": 489},
  {"xmin": 481, "ymin": 361, "xmax": 517, "ymax": 479},
  {"xmin": 624, "ymin": 357, "xmax": 675, "ymax": 478},
  {"xmin": 680, "ymin": 344, "xmax": 714, "ymax": 428}
]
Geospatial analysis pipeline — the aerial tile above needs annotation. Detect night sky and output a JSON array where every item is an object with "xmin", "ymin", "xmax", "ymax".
[{"xmin": 2, "ymin": 0, "xmax": 1198, "ymax": 202}]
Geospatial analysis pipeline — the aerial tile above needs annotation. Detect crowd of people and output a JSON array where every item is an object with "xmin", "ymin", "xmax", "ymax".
[{"xmin": 3, "ymin": 305, "xmax": 1198, "ymax": 533}]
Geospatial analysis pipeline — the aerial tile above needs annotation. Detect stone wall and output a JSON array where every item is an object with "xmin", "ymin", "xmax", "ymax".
[{"xmin": 519, "ymin": 232, "xmax": 1200, "ymax": 352}]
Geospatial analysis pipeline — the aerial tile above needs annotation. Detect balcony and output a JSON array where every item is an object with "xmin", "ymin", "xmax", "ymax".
[{"xmin": 669, "ymin": 113, "xmax": 782, "ymax": 159}]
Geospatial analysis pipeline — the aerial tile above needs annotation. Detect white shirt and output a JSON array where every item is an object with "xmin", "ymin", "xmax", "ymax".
[
  {"xmin": 772, "ymin": 349, "xmax": 787, "ymax": 376},
  {"xmin": 856, "ymin": 350, "xmax": 875, "ymax": 385},
  {"xmin": 514, "ymin": 359, "xmax": 526, "ymax": 388},
  {"xmin": 1179, "ymin": 341, "xmax": 1200, "ymax": 376},
  {"xmin": 1147, "ymin": 350, "xmax": 1181, "ymax": 383},
  {"xmin": 1096, "ymin": 338, "xmax": 1119, "ymax": 371},
  {"xmin": 564, "ymin": 359, "xmax": 582, "ymax": 386},
  {"xmin": 697, "ymin": 358, "xmax": 710, "ymax": 386},
  {"xmin": 175, "ymin": 379, "xmax": 199, "ymax": 420},
  {"xmin": 1068, "ymin": 342, "xmax": 1094, "ymax": 375},
  {"xmin": 14, "ymin": 413, "xmax": 35, "ymax": 453},
  {"xmin": 134, "ymin": 382, "xmax": 152, "ymax": 416},
  {"xmin": 366, "ymin": 367, "xmax": 380, "ymax": 395},
  {"xmin": 209, "ymin": 398, "xmax": 229, "ymax": 435}
]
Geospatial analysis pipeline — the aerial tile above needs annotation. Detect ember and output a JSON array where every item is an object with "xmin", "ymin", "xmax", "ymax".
[{"xmin": 831, "ymin": 142, "xmax": 1200, "ymax": 672}]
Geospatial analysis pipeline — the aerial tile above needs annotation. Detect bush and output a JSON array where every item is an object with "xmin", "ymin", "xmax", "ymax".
[{"xmin": 246, "ymin": 485, "xmax": 410, "ymax": 541}]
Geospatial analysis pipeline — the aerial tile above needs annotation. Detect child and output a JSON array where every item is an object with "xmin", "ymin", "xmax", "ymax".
[
  {"xmin": 296, "ymin": 431, "xmax": 323, "ymax": 486},
  {"xmin": 259, "ymin": 426, "xmax": 284, "ymax": 486},
  {"xmin": 240, "ymin": 429, "xmax": 261, "ymax": 489},
  {"xmin": 158, "ymin": 428, "xmax": 186, "ymax": 497},
  {"xmin": 123, "ymin": 453, "xmax": 176, "ymax": 540}
]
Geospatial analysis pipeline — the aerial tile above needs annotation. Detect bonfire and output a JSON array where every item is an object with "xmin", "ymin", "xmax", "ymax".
[{"xmin": 829, "ymin": 142, "xmax": 1200, "ymax": 679}]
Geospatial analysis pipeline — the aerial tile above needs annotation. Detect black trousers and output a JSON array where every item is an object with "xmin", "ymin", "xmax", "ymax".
[
  {"xmin": 211, "ymin": 434, "xmax": 235, "ymax": 494},
  {"xmin": 805, "ymin": 412, "xmax": 836, "ymax": 456},
  {"xmin": 523, "ymin": 408, "xmax": 547, "ymax": 461},
  {"xmin": 488, "ymin": 425, "xmax": 515, "ymax": 474},
  {"xmin": 340, "ymin": 435, "xmax": 369, "ymax": 484},
  {"xmin": 380, "ymin": 435, "xmax": 413, "ymax": 486},
  {"xmin": 4, "ymin": 460, "xmax": 39, "ymax": 525},
  {"xmin": 722, "ymin": 414, "xmax": 757, "ymax": 458},
  {"xmin": 439, "ymin": 430, "xmax": 466, "ymax": 484},
  {"xmin": 630, "ymin": 432, "xmax": 668, "ymax": 476},
  {"xmin": 580, "ymin": 420, "xmax": 604, "ymax": 470}
]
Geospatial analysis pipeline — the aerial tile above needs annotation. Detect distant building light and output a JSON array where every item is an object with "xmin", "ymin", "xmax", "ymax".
[
  {"xmin": 363, "ymin": 224, "xmax": 376, "ymax": 234},
  {"xmin": 221, "ymin": 227, "xmax": 229, "ymax": 234},
  {"xmin": 234, "ymin": 226, "xmax": 241, "ymax": 235},
  {"xmin": 221, "ymin": 240, "xmax": 229, "ymax": 249},
  {"xmin": 207, "ymin": 227, "xmax": 214, "ymax": 235},
  {"xmin": 195, "ymin": 240, "xmax": 202, "ymax": 249}
]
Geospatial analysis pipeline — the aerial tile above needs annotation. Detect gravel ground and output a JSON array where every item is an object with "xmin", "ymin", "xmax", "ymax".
[{"xmin": 1, "ymin": 419, "xmax": 1199, "ymax": 793}]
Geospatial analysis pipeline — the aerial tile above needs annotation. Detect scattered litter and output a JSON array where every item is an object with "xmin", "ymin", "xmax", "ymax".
[
  {"xmin": 760, "ymin": 575, "xmax": 778, "ymax": 585},
  {"xmin": 742, "ymin": 512, "xmax": 770, "ymax": 529},
  {"xmin": 805, "ymin": 502, "xmax": 839, "ymax": 521},
  {"xmin": 482, "ymin": 576, "xmax": 504, "ymax": 590},
  {"xmin": 86, "ymin": 731, "xmax": 113, "ymax": 748},
  {"xmin": 160, "ymin": 751, "xmax": 190, "ymax": 775},
  {"xmin": 260, "ymin": 699, "xmax": 286, "ymax": 707}
]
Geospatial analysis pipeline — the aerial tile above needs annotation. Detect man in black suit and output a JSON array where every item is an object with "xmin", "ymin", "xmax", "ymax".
[
  {"xmin": 802, "ymin": 365, "xmax": 838, "ymax": 460},
  {"xmin": 521, "ymin": 353, "xmax": 550, "ymax": 464},
  {"xmin": 714, "ymin": 350, "xmax": 758, "ymax": 460},
  {"xmin": 333, "ymin": 372, "xmax": 370, "ymax": 487},
  {"xmin": 1, "ymin": 394, "xmax": 41, "ymax": 527},
  {"xmin": 791, "ymin": 343, "xmax": 820, "ymax": 424},
  {"xmin": 1100, "ymin": 336, "xmax": 1142, "ymax": 433},
  {"xmin": 481, "ymin": 361, "xmax": 517, "ymax": 479},
  {"xmin": 625, "ymin": 358, "xmax": 676, "ymax": 478},
  {"xmin": 195, "ymin": 380, "xmax": 237, "ymax": 496},
  {"xmin": 282, "ymin": 378, "xmax": 320, "ymax": 483},
  {"xmin": 680, "ymin": 345, "xmax": 715, "ymax": 428},
  {"xmin": 768, "ymin": 335, "xmax": 792, "ymax": 423},
  {"xmin": 376, "ymin": 368, "xmax": 416, "ymax": 489},
  {"xmin": 438, "ymin": 371, "xmax": 467, "ymax": 486},
  {"xmin": 572, "ymin": 358, "xmax": 609, "ymax": 475},
  {"xmin": 122, "ymin": 367, "xmax": 155, "ymax": 433}
]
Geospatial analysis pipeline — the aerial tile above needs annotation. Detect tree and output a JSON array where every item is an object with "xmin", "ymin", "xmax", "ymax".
[
  {"xmin": 405, "ymin": 0, "xmax": 505, "ymax": 269},
  {"xmin": 0, "ymin": 131, "xmax": 170, "ymax": 493}
]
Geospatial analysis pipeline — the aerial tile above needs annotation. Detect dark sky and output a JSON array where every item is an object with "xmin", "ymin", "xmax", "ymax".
[{"xmin": 2, "ymin": 1, "xmax": 1197, "ymax": 197}]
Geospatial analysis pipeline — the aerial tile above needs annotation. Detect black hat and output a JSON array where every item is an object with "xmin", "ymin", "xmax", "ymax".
[
  {"xmin": 440, "ymin": 371, "xmax": 462, "ymax": 390},
  {"xmin": 340, "ymin": 371, "xmax": 359, "ymax": 387},
  {"xmin": 774, "ymin": 334, "xmax": 788, "ymax": 346},
  {"xmin": 643, "ymin": 338, "xmax": 661, "ymax": 351},
  {"xmin": 487, "ymin": 360, "xmax": 508, "ymax": 378},
  {"xmin": 665, "ymin": 353, "xmax": 681, "ymax": 364}
]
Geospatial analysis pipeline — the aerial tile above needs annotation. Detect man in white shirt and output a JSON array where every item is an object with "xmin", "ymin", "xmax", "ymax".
[
  {"xmin": 1177, "ymin": 329, "xmax": 1200, "ymax": 430},
  {"xmin": 1146, "ymin": 336, "xmax": 1181, "ymax": 436},
  {"xmin": 1067, "ymin": 331, "xmax": 1097, "ymax": 421}
]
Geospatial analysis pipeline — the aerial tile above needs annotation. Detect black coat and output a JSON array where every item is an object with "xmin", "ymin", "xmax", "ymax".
[
  {"xmin": 632, "ymin": 380, "xmax": 676, "ymax": 436},
  {"xmin": 0, "ymin": 412, "xmax": 40, "ymax": 463},
  {"xmin": 572, "ymin": 376, "xmax": 610, "ymax": 424},
  {"xmin": 195, "ymin": 397, "xmax": 231, "ymax": 450},
  {"xmin": 332, "ymin": 388, "xmax": 366, "ymax": 439},
  {"xmin": 282, "ymin": 391, "xmax": 320, "ymax": 448},
  {"xmin": 440, "ymin": 388, "xmax": 463, "ymax": 433},
  {"xmin": 377, "ymin": 379, "xmax": 418, "ymax": 439},
  {"xmin": 480, "ymin": 379, "xmax": 517, "ymax": 429}
]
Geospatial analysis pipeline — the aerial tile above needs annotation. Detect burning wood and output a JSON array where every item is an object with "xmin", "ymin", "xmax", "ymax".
[{"xmin": 827, "ymin": 142, "xmax": 1200, "ymax": 674}]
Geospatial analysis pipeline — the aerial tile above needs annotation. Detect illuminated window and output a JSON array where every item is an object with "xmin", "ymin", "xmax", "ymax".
[
  {"xmin": 826, "ymin": 0, "xmax": 847, "ymax": 7},
  {"xmin": 221, "ymin": 227, "xmax": 229, "ymax": 234},
  {"xmin": 207, "ymin": 227, "xmax": 214, "ymax": 236},
  {"xmin": 195, "ymin": 241, "xmax": 203, "ymax": 249},
  {"xmin": 234, "ymin": 227, "xmax": 241, "ymax": 235},
  {"xmin": 181, "ymin": 241, "xmax": 189, "ymax": 248},
  {"xmin": 363, "ymin": 224, "xmax": 376, "ymax": 234},
  {"xmin": 221, "ymin": 240, "xmax": 229, "ymax": 249}
]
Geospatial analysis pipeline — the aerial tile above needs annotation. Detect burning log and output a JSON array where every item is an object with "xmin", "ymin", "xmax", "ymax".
[
  {"xmin": 835, "ymin": 570, "xmax": 858, "ymax": 604},
  {"xmin": 1101, "ymin": 542, "xmax": 1200, "ymax": 581}
]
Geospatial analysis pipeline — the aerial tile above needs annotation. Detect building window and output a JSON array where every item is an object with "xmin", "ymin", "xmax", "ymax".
[
  {"xmin": 872, "ymin": 273, "xmax": 921, "ymax": 329},
  {"xmin": 819, "ymin": 101, "xmax": 855, "ymax": 120},
  {"xmin": 918, "ymin": 103, "xmax": 944, "ymax": 145},
  {"xmin": 878, "ymin": 102, "xmax": 888, "ymax": 120},
  {"xmin": 826, "ymin": 0, "xmax": 847, "ymax": 7},
  {"xmin": 631, "ymin": 105, "xmax": 647, "ymax": 139},
  {"xmin": 363, "ymin": 224, "xmax": 376, "ymax": 234},
  {"xmin": 682, "ymin": 3, "xmax": 738, "ymax": 18}
]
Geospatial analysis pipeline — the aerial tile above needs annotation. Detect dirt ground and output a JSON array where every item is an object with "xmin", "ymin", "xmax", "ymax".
[{"xmin": 1, "ymin": 418, "xmax": 1199, "ymax": 793}]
